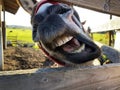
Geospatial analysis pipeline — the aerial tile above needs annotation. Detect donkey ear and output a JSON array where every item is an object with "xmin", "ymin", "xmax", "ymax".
[
  {"xmin": 17, "ymin": 0, "xmax": 37, "ymax": 14},
  {"xmin": 81, "ymin": 20, "xmax": 86, "ymax": 25}
]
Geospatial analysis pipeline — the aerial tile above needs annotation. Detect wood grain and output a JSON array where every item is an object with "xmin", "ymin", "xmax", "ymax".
[
  {"xmin": 53, "ymin": 0, "xmax": 120, "ymax": 16},
  {"xmin": 1, "ymin": 64, "xmax": 120, "ymax": 90},
  {"xmin": 0, "ymin": 5, "xmax": 4, "ymax": 71}
]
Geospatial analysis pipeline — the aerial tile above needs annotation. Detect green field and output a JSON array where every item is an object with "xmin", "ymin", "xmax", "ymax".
[
  {"xmin": 6, "ymin": 28, "xmax": 40, "ymax": 48},
  {"xmin": 92, "ymin": 33, "xmax": 109, "ymax": 45},
  {"xmin": 92, "ymin": 32, "xmax": 115, "ymax": 46},
  {"xmin": 7, "ymin": 28, "xmax": 34, "ymax": 43},
  {"xmin": 6, "ymin": 28, "xmax": 112, "ymax": 47}
]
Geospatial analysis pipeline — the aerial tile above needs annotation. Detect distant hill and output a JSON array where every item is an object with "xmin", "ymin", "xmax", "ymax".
[{"xmin": 6, "ymin": 25, "xmax": 32, "ymax": 29}]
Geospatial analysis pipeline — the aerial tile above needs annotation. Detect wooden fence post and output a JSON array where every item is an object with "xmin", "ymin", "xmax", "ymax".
[
  {"xmin": 0, "ymin": 5, "xmax": 4, "ymax": 70},
  {"xmin": 2, "ymin": 21, "xmax": 6, "ymax": 49},
  {"xmin": 114, "ymin": 30, "xmax": 120, "ymax": 51},
  {"xmin": 0, "ymin": 28, "xmax": 3, "ymax": 71}
]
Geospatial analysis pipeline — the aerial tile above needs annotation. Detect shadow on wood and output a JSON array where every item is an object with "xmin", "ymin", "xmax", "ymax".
[
  {"xmin": 53, "ymin": 0, "xmax": 120, "ymax": 16},
  {"xmin": 1, "ymin": 64, "xmax": 120, "ymax": 90}
]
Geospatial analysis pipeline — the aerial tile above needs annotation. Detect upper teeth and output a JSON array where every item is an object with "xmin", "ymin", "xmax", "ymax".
[{"xmin": 55, "ymin": 36, "xmax": 73, "ymax": 47}]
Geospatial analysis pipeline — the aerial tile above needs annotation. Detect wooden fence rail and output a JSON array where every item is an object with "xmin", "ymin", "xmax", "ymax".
[
  {"xmin": 53, "ymin": 0, "xmax": 120, "ymax": 16},
  {"xmin": 7, "ymin": 36, "xmax": 17, "ymax": 44},
  {"xmin": 1, "ymin": 63, "xmax": 120, "ymax": 90}
]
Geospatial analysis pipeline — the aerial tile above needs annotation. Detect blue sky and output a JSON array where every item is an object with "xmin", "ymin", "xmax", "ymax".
[{"xmin": 4, "ymin": 6, "xmax": 118, "ymax": 29}]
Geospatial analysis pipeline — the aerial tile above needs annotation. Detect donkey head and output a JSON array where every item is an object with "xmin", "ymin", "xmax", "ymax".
[{"xmin": 18, "ymin": 0, "xmax": 101, "ymax": 66}]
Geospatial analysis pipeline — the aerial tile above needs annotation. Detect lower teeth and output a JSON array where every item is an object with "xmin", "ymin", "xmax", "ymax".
[{"xmin": 71, "ymin": 44, "xmax": 85, "ymax": 53}]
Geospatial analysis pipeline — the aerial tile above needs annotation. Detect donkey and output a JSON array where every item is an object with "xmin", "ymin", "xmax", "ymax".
[{"xmin": 18, "ymin": 0, "xmax": 119, "ymax": 66}]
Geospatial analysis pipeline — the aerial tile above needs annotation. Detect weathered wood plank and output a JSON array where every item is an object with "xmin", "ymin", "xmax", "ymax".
[
  {"xmin": 95, "ymin": 41, "xmax": 120, "ymax": 63},
  {"xmin": 0, "ymin": 5, "xmax": 3, "ymax": 71},
  {"xmin": 114, "ymin": 31, "xmax": 120, "ymax": 51},
  {"xmin": 90, "ymin": 18, "xmax": 120, "ymax": 51},
  {"xmin": 54, "ymin": 0, "xmax": 120, "ymax": 16},
  {"xmin": 2, "ymin": 21, "xmax": 7, "ymax": 49},
  {"xmin": 0, "ymin": 28, "xmax": 3, "ymax": 71},
  {"xmin": 91, "ymin": 18, "xmax": 120, "ymax": 32},
  {"xmin": 0, "ymin": 0, "xmax": 2, "ymax": 5},
  {"xmin": 1, "ymin": 64, "xmax": 120, "ymax": 90}
]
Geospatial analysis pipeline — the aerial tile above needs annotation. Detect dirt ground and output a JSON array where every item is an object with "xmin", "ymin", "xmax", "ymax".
[{"xmin": 4, "ymin": 47, "xmax": 56, "ymax": 71}]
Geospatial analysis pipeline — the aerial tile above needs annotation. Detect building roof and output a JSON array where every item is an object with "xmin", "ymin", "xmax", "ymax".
[{"xmin": 3, "ymin": 0, "xmax": 20, "ymax": 14}]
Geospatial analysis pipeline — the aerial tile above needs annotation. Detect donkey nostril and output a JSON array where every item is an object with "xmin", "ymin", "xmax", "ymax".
[
  {"xmin": 24, "ymin": 1, "xmax": 29, "ymax": 5},
  {"xmin": 28, "ymin": 7, "xmax": 32, "ymax": 11}
]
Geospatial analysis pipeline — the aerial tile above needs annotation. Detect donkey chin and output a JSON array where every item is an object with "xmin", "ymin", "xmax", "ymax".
[{"xmin": 36, "ymin": 9, "xmax": 101, "ymax": 67}]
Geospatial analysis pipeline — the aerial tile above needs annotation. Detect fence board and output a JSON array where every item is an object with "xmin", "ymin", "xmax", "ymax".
[
  {"xmin": 7, "ymin": 36, "xmax": 17, "ymax": 44},
  {"xmin": 91, "ymin": 18, "xmax": 120, "ymax": 33},
  {"xmin": 0, "ymin": 5, "xmax": 3, "ymax": 71},
  {"xmin": 54, "ymin": 0, "xmax": 120, "ymax": 16},
  {"xmin": 0, "ymin": 28, "xmax": 3, "ymax": 71},
  {"xmin": 114, "ymin": 31, "xmax": 120, "ymax": 51},
  {"xmin": 1, "ymin": 64, "xmax": 120, "ymax": 90}
]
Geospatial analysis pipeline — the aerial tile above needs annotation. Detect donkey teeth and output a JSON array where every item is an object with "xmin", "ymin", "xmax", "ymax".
[
  {"xmin": 55, "ymin": 36, "xmax": 73, "ymax": 47},
  {"xmin": 72, "ymin": 44, "xmax": 85, "ymax": 53}
]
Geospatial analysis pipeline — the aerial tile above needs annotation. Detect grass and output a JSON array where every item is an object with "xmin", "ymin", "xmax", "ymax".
[
  {"xmin": 92, "ymin": 32, "xmax": 115, "ymax": 46},
  {"xmin": 6, "ymin": 28, "xmax": 39, "ymax": 48},
  {"xmin": 7, "ymin": 28, "xmax": 34, "ymax": 43},
  {"xmin": 6, "ymin": 28, "xmax": 112, "ymax": 47},
  {"xmin": 92, "ymin": 33, "xmax": 109, "ymax": 45}
]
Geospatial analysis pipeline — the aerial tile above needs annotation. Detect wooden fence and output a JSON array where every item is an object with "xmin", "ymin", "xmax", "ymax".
[
  {"xmin": 0, "ymin": 5, "xmax": 3, "ymax": 71},
  {"xmin": 7, "ymin": 36, "xmax": 17, "ymax": 44},
  {"xmin": 91, "ymin": 18, "xmax": 120, "ymax": 51},
  {"xmin": 1, "ymin": 0, "xmax": 120, "ymax": 89},
  {"xmin": 53, "ymin": 0, "xmax": 120, "ymax": 16},
  {"xmin": 6, "ymin": 36, "xmax": 34, "ymax": 47},
  {"xmin": 1, "ymin": 63, "xmax": 120, "ymax": 90}
]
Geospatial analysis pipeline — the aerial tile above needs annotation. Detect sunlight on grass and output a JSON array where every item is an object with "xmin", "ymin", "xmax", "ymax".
[
  {"xmin": 6, "ymin": 28, "xmax": 112, "ymax": 48},
  {"xmin": 7, "ymin": 28, "xmax": 34, "ymax": 43},
  {"xmin": 92, "ymin": 33, "xmax": 110, "ymax": 45}
]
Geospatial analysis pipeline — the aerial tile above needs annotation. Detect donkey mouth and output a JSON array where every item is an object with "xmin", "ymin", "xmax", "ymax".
[
  {"xmin": 53, "ymin": 36, "xmax": 94, "ymax": 54},
  {"xmin": 39, "ymin": 34, "xmax": 101, "ymax": 65}
]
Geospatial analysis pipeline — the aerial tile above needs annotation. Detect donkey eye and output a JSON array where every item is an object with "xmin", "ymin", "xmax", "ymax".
[{"xmin": 34, "ymin": 14, "xmax": 44, "ymax": 23}]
